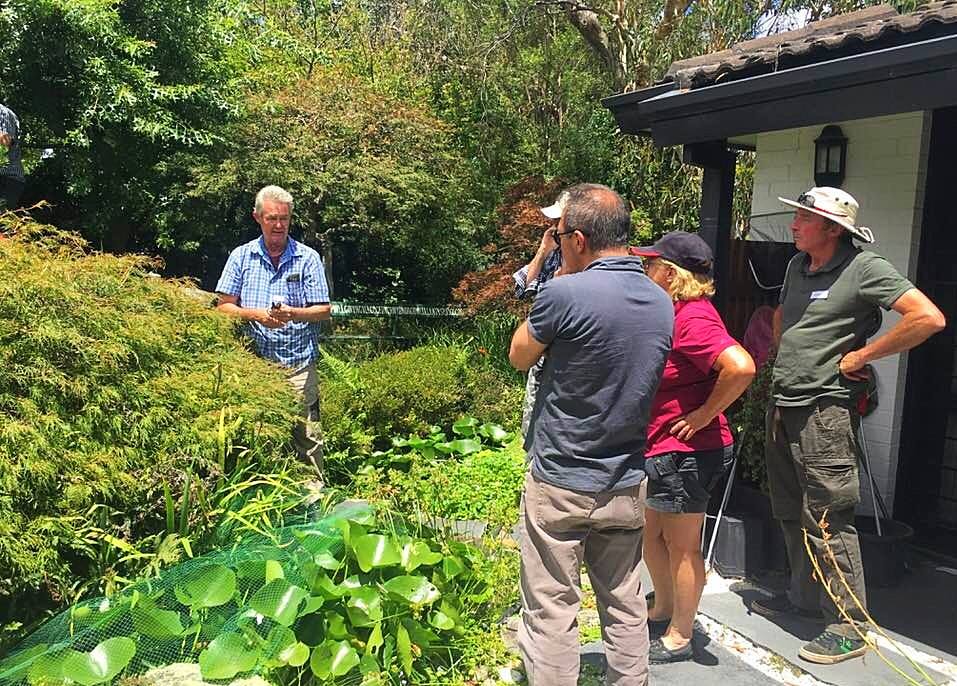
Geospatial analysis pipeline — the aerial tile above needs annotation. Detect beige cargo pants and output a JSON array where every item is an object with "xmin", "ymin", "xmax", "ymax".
[{"xmin": 519, "ymin": 471, "xmax": 649, "ymax": 686}]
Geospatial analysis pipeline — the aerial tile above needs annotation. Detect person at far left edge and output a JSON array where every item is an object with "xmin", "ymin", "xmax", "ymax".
[{"xmin": 215, "ymin": 185, "xmax": 331, "ymax": 476}]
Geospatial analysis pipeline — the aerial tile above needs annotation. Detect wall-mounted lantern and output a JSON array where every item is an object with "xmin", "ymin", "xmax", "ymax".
[{"xmin": 814, "ymin": 125, "xmax": 847, "ymax": 188}]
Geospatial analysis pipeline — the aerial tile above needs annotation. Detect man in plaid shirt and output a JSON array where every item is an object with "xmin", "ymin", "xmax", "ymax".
[
  {"xmin": 216, "ymin": 185, "xmax": 331, "ymax": 474},
  {"xmin": 0, "ymin": 103, "xmax": 25, "ymax": 210},
  {"xmin": 514, "ymin": 191, "xmax": 567, "ymax": 440}
]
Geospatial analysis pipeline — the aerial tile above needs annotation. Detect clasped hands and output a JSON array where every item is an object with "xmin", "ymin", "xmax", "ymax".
[{"xmin": 258, "ymin": 304, "xmax": 297, "ymax": 329}]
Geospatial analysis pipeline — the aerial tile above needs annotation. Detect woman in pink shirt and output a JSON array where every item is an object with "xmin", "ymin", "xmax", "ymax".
[{"xmin": 632, "ymin": 232, "xmax": 755, "ymax": 664}]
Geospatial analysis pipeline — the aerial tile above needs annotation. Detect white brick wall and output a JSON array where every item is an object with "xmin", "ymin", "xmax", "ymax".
[{"xmin": 749, "ymin": 111, "xmax": 933, "ymax": 512}]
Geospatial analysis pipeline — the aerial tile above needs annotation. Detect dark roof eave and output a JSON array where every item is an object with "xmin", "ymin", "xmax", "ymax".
[
  {"xmin": 601, "ymin": 83, "xmax": 677, "ymax": 134},
  {"xmin": 642, "ymin": 32, "xmax": 957, "ymax": 119},
  {"xmin": 604, "ymin": 32, "xmax": 957, "ymax": 145}
]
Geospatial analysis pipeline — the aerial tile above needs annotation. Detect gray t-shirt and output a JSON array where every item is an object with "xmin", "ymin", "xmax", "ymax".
[
  {"xmin": 774, "ymin": 241, "xmax": 913, "ymax": 406},
  {"xmin": 525, "ymin": 255, "xmax": 674, "ymax": 493}
]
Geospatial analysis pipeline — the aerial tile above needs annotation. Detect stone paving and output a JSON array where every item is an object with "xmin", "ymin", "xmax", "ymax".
[{"xmin": 495, "ymin": 559, "xmax": 957, "ymax": 686}]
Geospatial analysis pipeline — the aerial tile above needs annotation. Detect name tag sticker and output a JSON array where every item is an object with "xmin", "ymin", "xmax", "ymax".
[
  {"xmin": 810, "ymin": 289, "xmax": 829, "ymax": 300},
  {"xmin": 286, "ymin": 273, "xmax": 301, "ymax": 283}
]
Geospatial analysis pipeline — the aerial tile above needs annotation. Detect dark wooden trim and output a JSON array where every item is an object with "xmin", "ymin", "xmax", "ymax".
[
  {"xmin": 642, "ymin": 33, "xmax": 957, "ymax": 118},
  {"xmin": 601, "ymin": 83, "xmax": 676, "ymax": 134},
  {"xmin": 650, "ymin": 66, "xmax": 957, "ymax": 147},
  {"xmin": 683, "ymin": 141, "xmax": 736, "ymax": 314},
  {"xmin": 895, "ymin": 105, "xmax": 957, "ymax": 554},
  {"xmin": 602, "ymin": 33, "xmax": 957, "ymax": 145}
]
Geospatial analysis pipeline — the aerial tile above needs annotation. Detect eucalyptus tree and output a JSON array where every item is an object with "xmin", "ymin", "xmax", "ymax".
[{"xmin": 0, "ymin": 0, "xmax": 250, "ymax": 251}]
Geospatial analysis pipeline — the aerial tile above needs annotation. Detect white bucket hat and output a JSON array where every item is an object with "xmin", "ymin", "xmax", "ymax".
[
  {"xmin": 540, "ymin": 191, "xmax": 570, "ymax": 219},
  {"xmin": 778, "ymin": 186, "xmax": 875, "ymax": 243}
]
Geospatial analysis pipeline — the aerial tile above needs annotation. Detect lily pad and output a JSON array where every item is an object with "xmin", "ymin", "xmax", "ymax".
[
  {"xmin": 479, "ymin": 422, "xmax": 510, "ymax": 443},
  {"xmin": 132, "ymin": 599, "xmax": 184, "ymax": 639},
  {"xmin": 61, "ymin": 637, "xmax": 136, "ymax": 686},
  {"xmin": 198, "ymin": 632, "xmax": 259, "ymax": 681},
  {"xmin": 313, "ymin": 550, "xmax": 342, "ymax": 571},
  {"xmin": 325, "ymin": 611, "xmax": 350, "ymax": 640},
  {"xmin": 264, "ymin": 626, "xmax": 310, "ymax": 668},
  {"xmin": 452, "ymin": 416, "xmax": 479, "ymax": 436},
  {"xmin": 249, "ymin": 578, "xmax": 308, "ymax": 627},
  {"xmin": 173, "ymin": 564, "xmax": 236, "ymax": 609},
  {"xmin": 399, "ymin": 540, "xmax": 443, "ymax": 571},
  {"xmin": 345, "ymin": 587, "xmax": 383, "ymax": 627},
  {"xmin": 446, "ymin": 438, "xmax": 481, "ymax": 455},
  {"xmin": 352, "ymin": 534, "xmax": 401, "ymax": 572},
  {"xmin": 310, "ymin": 639, "xmax": 360, "ymax": 679},
  {"xmin": 382, "ymin": 575, "xmax": 441, "ymax": 607},
  {"xmin": 429, "ymin": 610, "xmax": 455, "ymax": 630}
]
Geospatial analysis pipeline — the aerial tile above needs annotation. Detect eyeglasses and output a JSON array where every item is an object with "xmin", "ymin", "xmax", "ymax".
[
  {"xmin": 797, "ymin": 193, "xmax": 816, "ymax": 208},
  {"xmin": 552, "ymin": 228, "xmax": 590, "ymax": 246}
]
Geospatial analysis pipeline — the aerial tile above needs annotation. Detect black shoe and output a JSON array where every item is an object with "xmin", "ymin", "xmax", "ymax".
[
  {"xmin": 798, "ymin": 630, "xmax": 867, "ymax": 664},
  {"xmin": 750, "ymin": 594, "xmax": 822, "ymax": 619},
  {"xmin": 648, "ymin": 616, "xmax": 670, "ymax": 636},
  {"xmin": 648, "ymin": 637, "xmax": 693, "ymax": 664}
]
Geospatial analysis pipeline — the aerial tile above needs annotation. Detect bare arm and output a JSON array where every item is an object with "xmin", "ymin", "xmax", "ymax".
[
  {"xmin": 840, "ymin": 288, "xmax": 946, "ymax": 379},
  {"xmin": 526, "ymin": 231, "xmax": 557, "ymax": 286},
  {"xmin": 772, "ymin": 305, "xmax": 782, "ymax": 352},
  {"xmin": 670, "ymin": 344, "xmax": 757, "ymax": 441},
  {"xmin": 215, "ymin": 293, "xmax": 285, "ymax": 329},
  {"xmin": 509, "ymin": 320, "xmax": 548, "ymax": 371},
  {"xmin": 273, "ymin": 303, "xmax": 331, "ymax": 323}
]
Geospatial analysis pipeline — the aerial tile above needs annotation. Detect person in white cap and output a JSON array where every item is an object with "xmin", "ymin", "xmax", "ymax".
[
  {"xmin": 513, "ymin": 190, "xmax": 568, "ymax": 440},
  {"xmin": 751, "ymin": 186, "xmax": 945, "ymax": 664}
]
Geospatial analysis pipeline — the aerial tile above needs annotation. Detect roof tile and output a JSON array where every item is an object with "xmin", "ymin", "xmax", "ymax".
[{"xmin": 664, "ymin": 1, "xmax": 957, "ymax": 89}]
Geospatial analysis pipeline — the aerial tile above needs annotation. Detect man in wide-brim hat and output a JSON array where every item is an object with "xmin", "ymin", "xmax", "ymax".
[{"xmin": 751, "ymin": 186, "xmax": 945, "ymax": 664}]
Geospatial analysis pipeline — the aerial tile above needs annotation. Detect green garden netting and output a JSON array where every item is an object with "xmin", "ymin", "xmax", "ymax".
[{"xmin": 0, "ymin": 500, "xmax": 478, "ymax": 686}]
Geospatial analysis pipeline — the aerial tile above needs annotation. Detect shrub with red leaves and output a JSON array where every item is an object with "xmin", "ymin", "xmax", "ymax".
[{"xmin": 453, "ymin": 176, "xmax": 570, "ymax": 315}]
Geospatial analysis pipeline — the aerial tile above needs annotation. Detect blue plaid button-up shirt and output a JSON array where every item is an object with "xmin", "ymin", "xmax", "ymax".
[
  {"xmin": 216, "ymin": 236, "xmax": 329, "ymax": 371},
  {"xmin": 513, "ymin": 248, "xmax": 562, "ymax": 300},
  {"xmin": 0, "ymin": 104, "xmax": 24, "ymax": 181}
]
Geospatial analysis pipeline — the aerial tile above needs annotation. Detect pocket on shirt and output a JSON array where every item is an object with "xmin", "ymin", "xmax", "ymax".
[{"xmin": 285, "ymin": 281, "xmax": 305, "ymax": 307}]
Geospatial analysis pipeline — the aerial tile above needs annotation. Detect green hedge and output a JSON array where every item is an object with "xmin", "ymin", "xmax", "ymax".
[
  {"xmin": 320, "ymin": 344, "xmax": 523, "ymax": 459},
  {"xmin": 0, "ymin": 221, "xmax": 301, "ymax": 626}
]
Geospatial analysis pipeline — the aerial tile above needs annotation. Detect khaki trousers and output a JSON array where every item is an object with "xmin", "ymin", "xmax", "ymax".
[
  {"xmin": 519, "ymin": 471, "xmax": 649, "ymax": 686},
  {"xmin": 766, "ymin": 400, "xmax": 867, "ymax": 636},
  {"xmin": 287, "ymin": 362, "xmax": 322, "ymax": 474}
]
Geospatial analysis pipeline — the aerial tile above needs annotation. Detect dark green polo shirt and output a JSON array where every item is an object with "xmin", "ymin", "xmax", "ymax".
[{"xmin": 773, "ymin": 241, "xmax": 913, "ymax": 406}]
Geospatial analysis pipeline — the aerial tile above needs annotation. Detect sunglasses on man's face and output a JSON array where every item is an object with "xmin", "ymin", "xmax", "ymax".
[{"xmin": 551, "ymin": 228, "xmax": 591, "ymax": 246}]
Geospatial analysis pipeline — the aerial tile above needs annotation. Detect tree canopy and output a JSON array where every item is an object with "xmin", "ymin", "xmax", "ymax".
[{"xmin": 0, "ymin": 0, "xmax": 917, "ymax": 303}]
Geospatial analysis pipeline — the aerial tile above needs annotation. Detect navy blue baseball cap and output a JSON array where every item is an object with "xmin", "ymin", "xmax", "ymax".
[{"xmin": 630, "ymin": 231, "xmax": 714, "ymax": 276}]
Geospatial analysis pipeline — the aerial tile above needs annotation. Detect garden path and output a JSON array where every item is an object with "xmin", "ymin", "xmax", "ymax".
[{"xmin": 571, "ymin": 558, "xmax": 957, "ymax": 686}]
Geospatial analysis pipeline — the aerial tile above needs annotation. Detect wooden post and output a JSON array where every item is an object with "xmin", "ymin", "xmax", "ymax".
[{"xmin": 683, "ymin": 141, "xmax": 736, "ymax": 314}]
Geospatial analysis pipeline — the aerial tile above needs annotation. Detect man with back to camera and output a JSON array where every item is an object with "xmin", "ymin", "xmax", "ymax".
[
  {"xmin": 0, "ymin": 102, "xmax": 24, "ymax": 210},
  {"xmin": 509, "ymin": 183, "xmax": 674, "ymax": 685},
  {"xmin": 215, "ymin": 185, "xmax": 331, "ymax": 475},
  {"xmin": 751, "ymin": 186, "xmax": 945, "ymax": 664}
]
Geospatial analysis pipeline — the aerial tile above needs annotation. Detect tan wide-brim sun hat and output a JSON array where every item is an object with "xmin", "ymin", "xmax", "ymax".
[{"xmin": 778, "ymin": 186, "xmax": 875, "ymax": 243}]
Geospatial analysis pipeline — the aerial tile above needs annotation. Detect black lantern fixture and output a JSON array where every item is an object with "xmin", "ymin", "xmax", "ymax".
[{"xmin": 814, "ymin": 125, "xmax": 848, "ymax": 187}]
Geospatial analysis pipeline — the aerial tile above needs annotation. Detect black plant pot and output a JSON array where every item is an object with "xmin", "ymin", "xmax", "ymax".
[
  {"xmin": 707, "ymin": 481, "xmax": 793, "ymax": 578},
  {"xmin": 706, "ymin": 514, "xmax": 766, "ymax": 578},
  {"xmin": 855, "ymin": 516, "xmax": 914, "ymax": 588}
]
